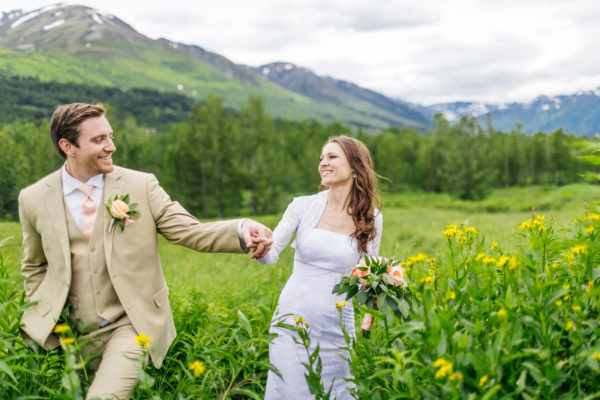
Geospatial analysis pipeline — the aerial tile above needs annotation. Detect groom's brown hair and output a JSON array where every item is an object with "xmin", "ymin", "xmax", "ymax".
[{"xmin": 50, "ymin": 103, "xmax": 106, "ymax": 159}]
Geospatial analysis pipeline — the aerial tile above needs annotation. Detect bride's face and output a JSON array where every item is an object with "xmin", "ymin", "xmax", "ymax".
[{"xmin": 319, "ymin": 142, "xmax": 353, "ymax": 188}]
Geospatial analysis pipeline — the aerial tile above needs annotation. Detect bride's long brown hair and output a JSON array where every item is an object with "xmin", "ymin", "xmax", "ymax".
[{"xmin": 320, "ymin": 135, "xmax": 381, "ymax": 253}]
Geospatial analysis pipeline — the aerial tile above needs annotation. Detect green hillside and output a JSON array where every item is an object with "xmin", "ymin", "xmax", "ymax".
[{"xmin": 0, "ymin": 5, "xmax": 428, "ymax": 131}]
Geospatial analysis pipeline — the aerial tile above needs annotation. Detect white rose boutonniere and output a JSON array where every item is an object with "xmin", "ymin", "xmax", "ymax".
[{"xmin": 106, "ymin": 194, "xmax": 140, "ymax": 233}]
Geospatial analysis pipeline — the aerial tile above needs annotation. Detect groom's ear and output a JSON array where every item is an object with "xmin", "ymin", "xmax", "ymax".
[{"xmin": 58, "ymin": 138, "xmax": 74, "ymax": 157}]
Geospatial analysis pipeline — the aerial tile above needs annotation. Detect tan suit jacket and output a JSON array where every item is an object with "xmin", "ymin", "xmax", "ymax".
[{"xmin": 18, "ymin": 166, "xmax": 244, "ymax": 367}]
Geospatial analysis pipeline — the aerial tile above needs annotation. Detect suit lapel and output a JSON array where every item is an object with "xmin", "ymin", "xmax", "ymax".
[
  {"xmin": 103, "ymin": 168, "xmax": 122, "ymax": 272},
  {"xmin": 44, "ymin": 170, "xmax": 71, "ymax": 275}
]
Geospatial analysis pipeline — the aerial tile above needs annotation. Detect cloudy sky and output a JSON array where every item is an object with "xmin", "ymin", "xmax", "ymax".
[{"xmin": 3, "ymin": 0, "xmax": 600, "ymax": 105}]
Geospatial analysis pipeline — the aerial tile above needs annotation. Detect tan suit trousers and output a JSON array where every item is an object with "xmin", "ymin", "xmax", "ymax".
[{"xmin": 81, "ymin": 322, "xmax": 144, "ymax": 400}]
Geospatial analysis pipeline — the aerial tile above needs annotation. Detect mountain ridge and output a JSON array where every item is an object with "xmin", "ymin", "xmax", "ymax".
[
  {"xmin": 407, "ymin": 90, "xmax": 600, "ymax": 135},
  {"xmin": 0, "ymin": 3, "xmax": 429, "ymax": 131}
]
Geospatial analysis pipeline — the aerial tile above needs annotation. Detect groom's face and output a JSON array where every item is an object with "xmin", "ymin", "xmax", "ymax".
[{"xmin": 64, "ymin": 115, "xmax": 116, "ymax": 181}]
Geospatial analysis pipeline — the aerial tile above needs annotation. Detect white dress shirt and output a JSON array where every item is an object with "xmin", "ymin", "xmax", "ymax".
[{"xmin": 61, "ymin": 166, "xmax": 104, "ymax": 230}]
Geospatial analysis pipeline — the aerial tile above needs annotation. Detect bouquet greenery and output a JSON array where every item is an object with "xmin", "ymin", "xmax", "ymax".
[{"xmin": 333, "ymin": 256, "xmax": 410, "ymax": 337}]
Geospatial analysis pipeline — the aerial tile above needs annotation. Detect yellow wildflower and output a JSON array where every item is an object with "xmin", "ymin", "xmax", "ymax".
[
  {"xmin": 586, "ymin": 226, "xmax": 595, "ymax": 234},
  {"xmin": 443, "ymin": 227, "xmax": 460, "ymax": 239},
  {"xmin": 449, "ymin": 372, "xmax": 464, "ymax": 382},
  {"xmin": 572, "ymin": 305, "xmax": 581, "ymax": 312},
  {"xmin": 449, "ymin": 291, "xmax": 456, "ymax": 300},
  {"xmin": 482, "ymin": 256, "xmax": 496, "ymax": 265},
  {"xmin": 497, "ymin": 308, "xmax": 507, "ymax": 319},
  {"xmin": 562, "ymin": 283, "xmax": 570, "ymax": 290},
  {"xmin": 593, "ymin": 352, "xmax": 600, "ymax": 360},
  {"xmin": 587, "ymin": 280, "xmax": 594, "ymax": 293},
  {"xmin": 412, "ymin": 253, "xmax": 428, "ymax": 262},
  {"xmin": 53, "ymin": 324, "xmax": 71, "ymax": 334},
  {"xmin": 508, "ymin": 256, "xmax": 518, "ymax": 270},
  {"xmin": 496, "ymin": 256, "xmax": 510, "ymax": 268},
  {"xmin": 584, "ymin": 214, "xmax": 600, "ymax": 221},
  {"xmin": 565, "ymin": 321, "xmax": 575, "ymax": 331},
  {"xmin": 465, "ymin": 226, "xmax": 478, "ymax": 234},
  {"xmin": 135, "ymin": 333, "xmax": 152, "ymax": 349},
  {"xmin": 60, "ymin": 337, "xmax": 75, "ymax": 346},
  {"xmin": 475, "ymin": 253, "xmax": 486, "ymax": 261},
  {"xmin": 564, "ymin": 294, "xmax": 571, "ymax": 301},
  {"xmin": 335, "ymin": 301, "xmax": 347, "ymax": 309},
  {"xmin": 571, "ymin": 244, "xmax": 589, "ymax": 255},
  {"xmin": 189, "ymin": 360, "xmax": 206, "ymax": 376},
  {"xmin": 555, "ymin": 299, "xmax": 563, "ymax": 306},
  {"xmin": 519, "ymin": 221, "xmax": 532, "ymax": 230},
  {"xmin": 294, "ymin": 316, "xmax": 304, "ymax": 324},
  {"xmin": 491, "ymin": 241, "xmax": 498, "ymax": 250},
  {"xmin": 479, "ymin": 375, "xmax": 489, "ymax": 386},
  {"xmin": 421, "ymin": 276, "xmax": 433, "ymax": 283},
  {"xmin": 433, "ymin": 358, "xmax": 453, "ymax": 379}
]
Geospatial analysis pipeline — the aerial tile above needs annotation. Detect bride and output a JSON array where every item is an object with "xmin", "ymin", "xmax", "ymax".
[{"xmin": 258, "ymin": 135, "xmax": 382, "ymax": 399}]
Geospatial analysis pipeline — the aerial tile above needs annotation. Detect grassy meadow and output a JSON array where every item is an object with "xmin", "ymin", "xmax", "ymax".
[{"xmin": 1, "ymin": 183, "xmax": 600, "ymax": 399}]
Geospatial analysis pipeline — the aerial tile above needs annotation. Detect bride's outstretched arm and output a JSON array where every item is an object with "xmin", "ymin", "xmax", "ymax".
[{"xmin": 258, "ymin": 198, "xmax": 302, "ymax": 265}]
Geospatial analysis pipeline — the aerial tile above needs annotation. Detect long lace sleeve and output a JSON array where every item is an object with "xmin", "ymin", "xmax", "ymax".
[
  {"xmin": 258, "ymin": 198, "xmax": 302, "ymax": 265},
  {"xmin": 366, "ymin": 210, "xmax": 383, "ymax": 257}
]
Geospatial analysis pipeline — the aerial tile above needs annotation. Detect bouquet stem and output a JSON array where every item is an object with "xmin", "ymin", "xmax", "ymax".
[
  {"xmin": 360, "ymin": 296, "xmax": 378, "ymax": 339},
  {"xmin": 360, "ymin": 313, "xmax": 374, "ymax": 338}
]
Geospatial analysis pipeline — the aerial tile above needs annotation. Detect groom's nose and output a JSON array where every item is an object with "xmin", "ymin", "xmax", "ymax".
[{"xmin": 105, "ymin": 137, "xmax": 116, "ymax": 152}]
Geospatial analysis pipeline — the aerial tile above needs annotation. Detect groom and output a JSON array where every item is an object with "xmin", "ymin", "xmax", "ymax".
[{"xmin": 18, "ymin": 102, "xmax": 272, "ymax": 399}]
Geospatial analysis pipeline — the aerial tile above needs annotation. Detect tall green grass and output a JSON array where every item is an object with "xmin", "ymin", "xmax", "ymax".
[{"xmin": 0, "ymin": 183, "xmax": 599, "ymax": 398}]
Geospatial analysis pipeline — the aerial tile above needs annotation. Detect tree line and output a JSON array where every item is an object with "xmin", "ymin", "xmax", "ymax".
[{"xmin": 0, "ymin": 94, "xmax": 596, "ymax": 220}]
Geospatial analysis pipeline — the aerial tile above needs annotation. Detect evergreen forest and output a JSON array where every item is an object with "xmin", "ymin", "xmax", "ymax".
[{"xmin": 0, "ymin": 86, "xmax": 596, "ymax": 221}]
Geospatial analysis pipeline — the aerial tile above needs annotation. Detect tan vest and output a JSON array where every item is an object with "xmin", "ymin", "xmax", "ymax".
[{"xmin": 65, "ymin": 200, "xmax": 125, "ymax": 333}]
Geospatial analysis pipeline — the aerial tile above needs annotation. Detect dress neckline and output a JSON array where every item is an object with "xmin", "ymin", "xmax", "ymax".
[{"xmin": 313, "ymin": 227, "xmax": 355, "ymax": 239}]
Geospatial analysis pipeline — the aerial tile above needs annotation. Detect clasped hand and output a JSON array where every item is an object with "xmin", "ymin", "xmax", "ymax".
[{"xmin": 241, "ymin": 219, "xmax": 273, "ymax": 259}]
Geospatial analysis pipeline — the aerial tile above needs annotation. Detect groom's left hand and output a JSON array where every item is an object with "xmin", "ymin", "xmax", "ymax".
[{"xmin": 241, "ymin": 219, "xmax": 273, "ymax": 259}]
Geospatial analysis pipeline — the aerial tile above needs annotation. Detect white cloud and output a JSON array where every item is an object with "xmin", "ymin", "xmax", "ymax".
[{"xmin": 2, "ymin": 0, "xmax": 599, "ymax": 104}]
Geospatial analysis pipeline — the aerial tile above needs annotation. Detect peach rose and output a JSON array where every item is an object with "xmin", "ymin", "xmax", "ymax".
[
  {"xmin": 351, "ymin": 267, "xmax": 369, "ymax": 278},
  {"xmin": 385, "ymin": 265, "xmax": 407, "ymax": 288},
  {"xmin": 110, "ymin": 199, "xmax": 129, "ymax": 219}
]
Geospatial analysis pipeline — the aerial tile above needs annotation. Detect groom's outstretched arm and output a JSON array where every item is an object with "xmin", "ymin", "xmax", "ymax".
[{"xmin": 147, "ymin": 173, "xmax": 273, "ymax": 254}]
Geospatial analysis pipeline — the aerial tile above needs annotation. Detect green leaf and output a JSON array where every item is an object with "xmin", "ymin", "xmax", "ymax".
[
  {"xmin": 237, "ymin": 310, "xmax": 252, "ymax": 336},
  {"xmin": 397, "ymin": 299, "xmax": 410, "ymax": 318},
  {"xmin": 516, "ymin": 369, "xmax": 527, "ymax": 392},
  {"xmin": 356, "ymin": 291, "xmax": 369, "ymax": 306},
  {"xmin": 0, "ymin": 360, "xmax": 17, "ymax": 383}
]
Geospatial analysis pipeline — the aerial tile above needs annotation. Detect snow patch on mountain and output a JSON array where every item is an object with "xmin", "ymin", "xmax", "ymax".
[
  {"xmin": 88, "ymin": 10, "xmax": 103, "ymax": 25},
  {"xmin": 11, "ymin": 11, "xmax": 40, "ymax": 28},
  {"xmin": 43, "ymin": 19, "xmax": 64, "ymax": 31}
]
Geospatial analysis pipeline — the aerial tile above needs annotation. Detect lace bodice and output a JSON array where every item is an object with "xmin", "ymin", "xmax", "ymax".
[{"xmin": 258, "ymin": 190, "xmax": 382, "ymax": 265}]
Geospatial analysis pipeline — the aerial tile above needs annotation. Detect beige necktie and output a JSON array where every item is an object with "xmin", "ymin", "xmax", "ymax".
[{"xmin": 78, "ymin": 184, "xmax": 97, "ymax": 240}]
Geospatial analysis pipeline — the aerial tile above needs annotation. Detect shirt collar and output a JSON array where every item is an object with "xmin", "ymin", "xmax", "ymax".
[{"xmin": 61, "ymin": 165, "xmax": 105, "ymax": 196}]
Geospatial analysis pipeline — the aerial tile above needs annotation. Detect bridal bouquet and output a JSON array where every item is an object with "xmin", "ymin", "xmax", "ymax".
[{"xmin": 333, "ymin": 256, "xmax": 410, "ymax": 337}]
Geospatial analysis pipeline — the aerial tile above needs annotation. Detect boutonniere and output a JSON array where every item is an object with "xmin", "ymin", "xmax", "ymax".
[{"xmin": 106, "ymin": 194, "xmax": 140, "ymax": 233}]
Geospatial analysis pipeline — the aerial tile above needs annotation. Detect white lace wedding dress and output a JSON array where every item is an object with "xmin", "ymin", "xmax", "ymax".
[{"xmin": 259, "ymin": 190, "xmax": 382, "ymax": 399}]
